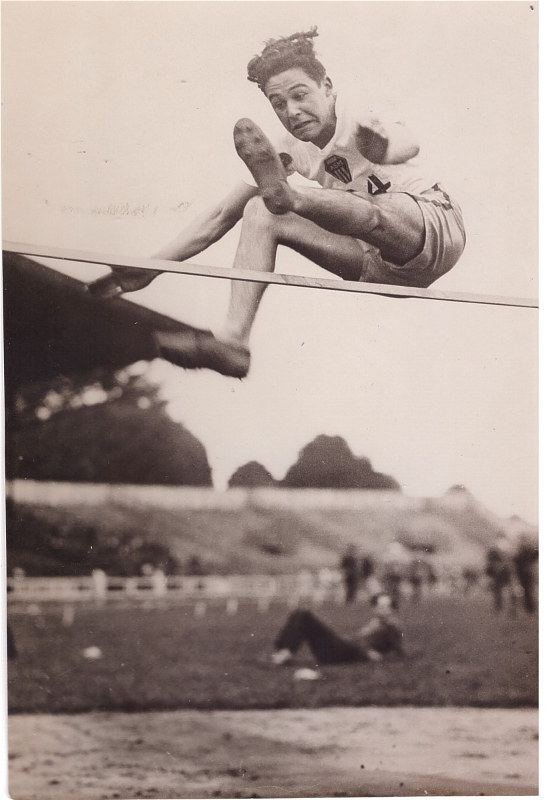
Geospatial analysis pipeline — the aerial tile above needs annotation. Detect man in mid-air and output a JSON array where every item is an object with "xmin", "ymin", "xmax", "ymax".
[{"xmin": 90, "ymin": 28, "xmax": 465, "ymax": 379}]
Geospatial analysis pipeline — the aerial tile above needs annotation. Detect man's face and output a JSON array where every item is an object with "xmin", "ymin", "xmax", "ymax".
[
  {"xmin": 264, "ymin": 68, "xmax": 336, "ymax": 148},
  {"xmin": 375, "ymin": 595, "xmax": 393, "ymax": 617}
]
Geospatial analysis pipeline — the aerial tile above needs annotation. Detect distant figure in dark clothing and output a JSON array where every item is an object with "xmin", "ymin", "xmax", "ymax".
[
  {"xmin": 485, "ymin": 545, "xmax": 515, "ymax": 613},
  {"xmin": 360, "ymin": 554, "xmax": 375, "ymax": 587},
  {"xmin": 381, "ymin": 541, "xmax": 410, "ymax": 610},
  {"xmin": 271, "ymin": 593, "xmax": 404, "ymax": 665},
  {"xmin": 187, "ymin": 554, "xmax": 205, "ymax": 576},
  {"xmin": 340, "ymin": 544, "xmax": 359, "ymax": 604},
  {"xmin": 7, "ymin": 623, "xmax": 17, "ymax": 659},
  {"xmin": 513, "ymin": 537, "xmax": 538, "ymax": 614},
  {"xmin": 461, "ymin": 566, "xmax": 481, "ymax": 596},
  {"xmin": 426, "ymin": 566, "xmax": 438, "ymax": 592},
  {"xmin": 382, "ymin": 566, "xmax": 403, "ymax": 611},
  {"xmin": 408, "ymin": 558, "xmax": 428, "ymax": 603}
]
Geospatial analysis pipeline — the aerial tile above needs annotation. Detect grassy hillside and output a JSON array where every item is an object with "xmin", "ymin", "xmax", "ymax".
[{"xmin": 8, "ymin": 494, "xmax": 512, "ymax": 577}]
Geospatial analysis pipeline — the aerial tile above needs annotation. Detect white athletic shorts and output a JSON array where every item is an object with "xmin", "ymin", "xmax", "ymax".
[{"xmin": 356, "ymin": 184, "xmax": 466, "ymax": 288}]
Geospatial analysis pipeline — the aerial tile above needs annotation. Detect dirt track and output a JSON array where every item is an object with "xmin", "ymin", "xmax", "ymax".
[{"xmin": 7, "ymin": 706, "xmax": 538, "ymax": 799}]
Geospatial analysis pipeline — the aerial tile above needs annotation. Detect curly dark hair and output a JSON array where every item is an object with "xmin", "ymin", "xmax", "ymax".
[{"xmin": 247, "ymin": 27, "xmax": 327, "ymax": 93}]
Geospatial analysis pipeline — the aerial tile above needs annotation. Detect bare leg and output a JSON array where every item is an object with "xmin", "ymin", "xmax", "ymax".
[
  {"xmin": 290, "ymin": 186, "xmax": 424, "ymax": 266},
  {"xmin": 154, "ymin": 197, "xmax": 366, "ymax": 376},
  {"xmin": 219, "ymin": 195, "xmax": 366, "ymax": 348}
]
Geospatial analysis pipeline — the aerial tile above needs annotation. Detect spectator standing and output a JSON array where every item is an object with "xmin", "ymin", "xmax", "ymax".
[
  {"xmin": 360, "ymin": 554, "xmax": 375, "ymax": 590},
  {"xmin": 513, "ymin": 535, "xmax": 538, "ymax": 614},
  {"xmin": 381, "ymin": 542, "xmax": 409, "ymax": 610},
  {"xmin": 461, "ymin": 566, "xmax": 481, "ymax": 596},
  {"xmin": 485, "ymin": 537, "xmax": 516, "ymax": 613},
  {"xmin": 408, "ymin": 558, "xmax": 426, "ymax": 603},
  {"xmin": 7, "ymin": 623, "xmax": 17, "ymax": 659},
  {"xmin": 340, "ymin": 544, "xmax": 359, "ymax": 604}
]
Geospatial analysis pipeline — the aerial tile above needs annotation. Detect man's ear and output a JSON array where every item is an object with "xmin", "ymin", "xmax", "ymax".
[{"xmin": 324, "ymin": 76, "xmax": 333, "ymax": 95}]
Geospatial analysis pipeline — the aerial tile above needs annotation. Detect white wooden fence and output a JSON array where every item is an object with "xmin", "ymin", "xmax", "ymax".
[{"xmin": 6, "ymin": 570, "xmax": 344, "ymax": 605}]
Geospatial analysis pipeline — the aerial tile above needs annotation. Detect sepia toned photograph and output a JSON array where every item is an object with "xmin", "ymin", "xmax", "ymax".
[{"xmin": 2, "ymin": 1, "xmax": 538, "ymax": 798}]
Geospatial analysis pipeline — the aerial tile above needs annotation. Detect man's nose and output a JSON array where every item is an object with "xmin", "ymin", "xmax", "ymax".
[{"xmin": 287, "ymin": 101, "xmax": 301, "ymax": 119}]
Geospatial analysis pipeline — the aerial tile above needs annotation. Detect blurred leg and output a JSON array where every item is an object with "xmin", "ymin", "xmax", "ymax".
[
  {"xmin": 275, "ymin": 610, "xmax": 363, "ymax": 665},
  {"xmin": 7, "ymin": 622, "xmax": 17, "ymax": 659}
]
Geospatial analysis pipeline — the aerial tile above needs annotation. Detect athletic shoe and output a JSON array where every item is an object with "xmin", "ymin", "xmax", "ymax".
[
  {"xmin": 365, "ymin": 648, "xmax": 383, "ymax": 662},
  {"xmin": 154, "ymin": 329, "xmax": 250, "ymax": 378},
  {"xmin": 271, "ymin": 648, "xmax": 293, "ymax": 665},
  {"xmin": 293, "ymin": 667, "xmax": 321, "ymax": 681},
  {"xmin": 233, "ymin": 119, "xmax": 294, "ymax": 215},
  {"xmin": 86, "ymin": 267, "xmax": 160, "ymax": 300}
]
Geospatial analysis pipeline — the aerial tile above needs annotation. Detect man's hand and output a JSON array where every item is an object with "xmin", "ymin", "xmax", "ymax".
[
  {"xmin": 355, "ymin": 116, "xmax": 419, "ymax": 165},
  {"xmin": 355, "ymin": 119, "xmax": 390, "ymax": 164}
]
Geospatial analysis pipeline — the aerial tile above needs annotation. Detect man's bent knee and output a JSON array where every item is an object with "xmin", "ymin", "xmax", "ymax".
[
  {"xmin": 288, "ymin": 609, "xmax": 314, "ymax": 623},
  {"xmin": 242, "ymin": 195, "xmax": 303, "ymax": 243},
  {"xmin": 242, "ymin": 195, "xmax": 281, "ymax": 228}
]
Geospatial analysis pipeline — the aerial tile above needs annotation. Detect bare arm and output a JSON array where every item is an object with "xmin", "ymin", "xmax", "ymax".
[
  {"xmin": 88, "ymin": 182, "xmax": 258, "ymax": 298},
  {"xmin": 153, "ymin": 181, "xmax": 258, "ymax": 261},
  {"xmin": 355, "ymin": 117, "xmax": 420, "ymax": 165},
  {"xmin": 353, "ymin": 618, "xmax": 381, "ymax": 640}
]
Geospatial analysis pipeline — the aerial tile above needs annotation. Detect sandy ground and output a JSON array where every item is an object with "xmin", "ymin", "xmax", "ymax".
[{"xmin": 7, "ymin": 707, "xmax": 538, "ymax": 799}]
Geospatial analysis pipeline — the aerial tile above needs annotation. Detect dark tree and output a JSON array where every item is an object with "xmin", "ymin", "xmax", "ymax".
[
  {"xmin": 6, "ymin": 367, "xmax": 212, "ymax": 486},
  {"xmin": 228, "ymin": 461, "xmax": 277, "ymax": 488},
  {"xmin": 282, "ymin": 435, "xmax": 400, "ymax": 490},
  {"xmin": 6, "ymin": 504, "xmax": 179, "ymax": 577}
]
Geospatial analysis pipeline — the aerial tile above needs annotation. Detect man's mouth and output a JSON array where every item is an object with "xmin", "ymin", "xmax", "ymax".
[{"xmin": 292, "ymin": 120, "xmax": 313, "ymax": 134}]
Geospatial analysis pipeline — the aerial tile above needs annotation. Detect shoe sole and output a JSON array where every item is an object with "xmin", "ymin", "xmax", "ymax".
[
  {"xmin": 86, "ymin": 273, "xmax": 124, "ymax": 300},
  {"xmin": 233, "ymin": 119, "xmax": 293, "ymax": 215},
  {"xmin": 86, "ymin": 269, "xmax": 160, "ymax": 300}
]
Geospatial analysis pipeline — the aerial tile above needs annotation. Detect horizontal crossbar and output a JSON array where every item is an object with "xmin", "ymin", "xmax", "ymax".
[{"xmin": 2, "ymin": 240, "xmax": 538, "ymax": 309}]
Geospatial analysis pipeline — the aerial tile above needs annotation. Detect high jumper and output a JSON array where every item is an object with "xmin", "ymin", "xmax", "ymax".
[{"xmin": 87, "ymin": 27, "xmax": 467, "ymax": 378}]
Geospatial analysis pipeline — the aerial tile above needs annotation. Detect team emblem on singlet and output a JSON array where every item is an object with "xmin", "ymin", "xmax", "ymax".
[{"xmin": 324, "ymin": 155, "xmax": 352, "ymax": 184}]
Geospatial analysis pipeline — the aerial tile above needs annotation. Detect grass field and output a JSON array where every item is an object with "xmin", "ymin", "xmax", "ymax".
[{"xmin": 7, "ymin": 593, "xmax": 537, "ymax": 714}]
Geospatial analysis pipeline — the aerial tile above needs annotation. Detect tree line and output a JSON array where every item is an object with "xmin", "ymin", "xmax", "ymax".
[{"xmin": 7, "ymin": 367, "xmax": 399, "ymax": 490}]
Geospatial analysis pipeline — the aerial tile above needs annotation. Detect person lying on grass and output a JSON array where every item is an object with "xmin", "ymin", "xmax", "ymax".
[
  {"xmin": 271, "ymin": 592, "xmax": 404, "ymax": 666},
  {"xmin": 90, "ymin": 27, "xmax": 465, "ymax": 379}
]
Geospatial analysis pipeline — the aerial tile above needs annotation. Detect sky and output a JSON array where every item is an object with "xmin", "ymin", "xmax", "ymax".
[{"xmin": 1, "ymin": 1, "xmax": 539, "ymax": 522}]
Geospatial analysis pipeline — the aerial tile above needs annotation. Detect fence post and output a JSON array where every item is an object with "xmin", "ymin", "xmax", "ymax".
[
  {"xmin": 152, "ymin": 568, "xmax": 167, "ymax": 598},
  {"xmin": 62, "ymin": 605, "xmax": 75, "ymax": 626},
  {"xmin": 92, "ymin": 569, "xmax": 108, "ymax": 601},
  {"xmin": 194, "ymin": 600, "xmax": 207, "ymax": 617},
  {"xmin": 257, "ymin": 596, "xmax": 270, "ymax": 613},
  {"xmin": 226, "ymin": 597, "xmax": 238, "ymax": 615}
]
